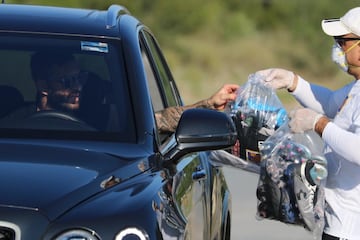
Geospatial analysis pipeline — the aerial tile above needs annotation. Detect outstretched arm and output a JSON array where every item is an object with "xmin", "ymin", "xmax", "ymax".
[{"xmin": 155, "ymin": 84, "xmax": 239, "ymax": 133}]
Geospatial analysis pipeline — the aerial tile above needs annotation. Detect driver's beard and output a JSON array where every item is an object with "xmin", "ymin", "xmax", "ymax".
[{"xmin": 47, "ymin": 91, "xmax": 80, "ymax": 112}]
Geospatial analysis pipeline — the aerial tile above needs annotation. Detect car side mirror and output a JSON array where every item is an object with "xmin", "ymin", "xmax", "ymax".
[{"xmin": 164, "ymin": 108, "xmax": 237, "ymax": 161}]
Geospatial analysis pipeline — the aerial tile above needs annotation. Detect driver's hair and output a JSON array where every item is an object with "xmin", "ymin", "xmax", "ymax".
[{"xmin": 30, "ymin": 51, "xmax": 75, "ymax": 81}]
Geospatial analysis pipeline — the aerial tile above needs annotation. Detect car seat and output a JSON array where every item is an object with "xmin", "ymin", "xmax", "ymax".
[
  {"xmin": 0, "ymin": 85, "xmax": 25, "ymax": 118},
  {"xmin": 79, "ymin": 72, "xmax": 112, "ymax": 130}
]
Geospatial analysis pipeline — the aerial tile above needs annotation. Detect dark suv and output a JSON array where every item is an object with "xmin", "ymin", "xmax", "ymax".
[{"xmin": 0, "ymin": 3, "xmax": 236, "ymax": 240}]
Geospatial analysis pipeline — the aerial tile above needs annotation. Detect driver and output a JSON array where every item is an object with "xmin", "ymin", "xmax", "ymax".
[{"xmin": 30, "ymin": 51, "xmax": 87, "ymax": 113}]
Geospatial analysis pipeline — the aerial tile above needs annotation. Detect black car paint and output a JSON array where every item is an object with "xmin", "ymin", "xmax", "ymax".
[{"xmin": 0, "ymin": 3, "xmax": 236, "ymax": 240}]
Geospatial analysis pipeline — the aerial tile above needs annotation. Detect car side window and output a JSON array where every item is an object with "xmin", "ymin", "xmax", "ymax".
[
  {"xmin": 140, "ymin": 31, "xmax": 180, "ymax": 112},
  {"xmin": 141, "ymin": 46, "xmax": 164, "ymax": 112}
]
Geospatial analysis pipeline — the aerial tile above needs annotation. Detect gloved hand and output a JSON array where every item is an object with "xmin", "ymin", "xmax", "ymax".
[
  {"xmin": 256, "ymin": 68, "xmax": 296, "ymax": 90},
  {"xmin": 288, "ymin": 108, "xmax": 323, "ymax": 133}
]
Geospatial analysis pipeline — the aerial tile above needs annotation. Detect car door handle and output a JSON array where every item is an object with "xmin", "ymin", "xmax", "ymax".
[{"xmin": 192, "ymin": 169, "xmax": 207, "ymax": 181}]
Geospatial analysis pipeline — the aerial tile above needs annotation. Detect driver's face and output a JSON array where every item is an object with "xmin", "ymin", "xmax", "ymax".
[{"xmin": 46, "ymin": 60, "xmax": 87, "ymax": 111}]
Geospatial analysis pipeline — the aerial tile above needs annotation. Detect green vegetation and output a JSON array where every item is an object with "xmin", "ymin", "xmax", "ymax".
[{"xmin": 8, "ymin": 0, "xmax": 360, "ymax": 108}]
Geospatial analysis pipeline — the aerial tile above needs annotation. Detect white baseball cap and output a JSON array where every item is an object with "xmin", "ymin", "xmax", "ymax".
[{"xmin": 322, "ymin": 7, "xmax": 360, "ymax": 37}]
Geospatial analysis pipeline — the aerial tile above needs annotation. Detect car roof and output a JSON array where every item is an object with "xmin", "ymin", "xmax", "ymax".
[{"xmin": 0, "ymin": 4, "xmax": 131, "ymax": 38}]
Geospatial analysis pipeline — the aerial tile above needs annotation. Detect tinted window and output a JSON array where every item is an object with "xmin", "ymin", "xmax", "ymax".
[
  {"xmin": 0, "ymin": 34, "xmax": 135, "ymax": 142},
  {"xmin": 141, "ymin": 31, "xmax": 180, "ymax": 108},
  {"xmin": 141, "ymin": 46, "xmax": 164, "ymax": 112}
]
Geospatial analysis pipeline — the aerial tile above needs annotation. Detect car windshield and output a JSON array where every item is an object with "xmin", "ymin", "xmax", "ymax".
[{"xmin": 0, "ymin": 34, "xmax": 136, "ymax": 142}]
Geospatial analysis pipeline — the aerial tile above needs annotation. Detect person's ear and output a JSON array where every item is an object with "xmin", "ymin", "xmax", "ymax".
[{"xmin": 36, "ymin": 90, "xmax": 48, "ymax": 111}]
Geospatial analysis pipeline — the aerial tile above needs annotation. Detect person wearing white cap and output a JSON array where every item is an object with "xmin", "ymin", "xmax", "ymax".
[{"xmin": 256, "ymin": 7, "xmax": 360, "ymax": 240}]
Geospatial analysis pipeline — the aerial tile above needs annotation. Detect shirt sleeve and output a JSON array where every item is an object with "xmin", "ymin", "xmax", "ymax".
[
  {"xmin": 291, "ymin": 76, "xmax": 353, "ymax": 118},
  {"xmin": 322, "ymin": 121, "xmax": 360, "ymax": 166}
]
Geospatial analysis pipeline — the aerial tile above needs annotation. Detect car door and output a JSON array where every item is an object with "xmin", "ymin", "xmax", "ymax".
[{"xmin": 139, "ymin": 29, "xmax": 210, "ymax": 239}]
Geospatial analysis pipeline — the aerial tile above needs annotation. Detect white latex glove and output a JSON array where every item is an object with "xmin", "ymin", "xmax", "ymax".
[
  {"xmin": 289, "ymin": 108, "xmax": 323, "ymax": 133},
  {"xmin": 256, "ymin": 68, "xmax": 295, "ymax": 90}
]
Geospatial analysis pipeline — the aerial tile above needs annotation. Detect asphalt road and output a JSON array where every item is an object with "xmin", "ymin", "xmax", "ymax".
[{"xmin": 223, "ymin": 167, "xmax": 315, "ymax": 240}]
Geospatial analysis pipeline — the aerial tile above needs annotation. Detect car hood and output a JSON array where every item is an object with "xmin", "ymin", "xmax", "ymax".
[{"xmin": 0, "ymin": 141, "xmax": 150, "ymax": 220}]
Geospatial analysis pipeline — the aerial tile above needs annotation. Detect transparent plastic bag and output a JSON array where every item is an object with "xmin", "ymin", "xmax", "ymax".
[
  {"xmin": 256, "ymin": 124, "xmax": 327, "ymax": 238},
  {"xmin": 226, "ymin": 73, "xmax": 288, "ymax": 165}
]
